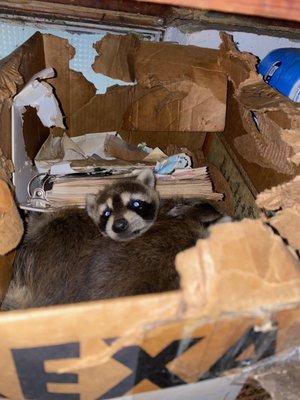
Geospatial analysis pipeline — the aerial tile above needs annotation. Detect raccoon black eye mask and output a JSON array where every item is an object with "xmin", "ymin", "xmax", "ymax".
[{"xmin": 86, "ymin": 169, "xmax": 160, "ymax": 241}]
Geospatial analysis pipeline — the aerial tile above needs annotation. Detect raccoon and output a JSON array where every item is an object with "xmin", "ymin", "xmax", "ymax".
[
  {"xmin": 86, "ymin": 169, "xmax": 159, "ymax": 241},
  {"xmin": 2, "ymin": 169, "xmax": 226, "ymax": 310}
]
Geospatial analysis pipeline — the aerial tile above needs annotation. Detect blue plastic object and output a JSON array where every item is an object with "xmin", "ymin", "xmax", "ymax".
[{"xmin": 258, "ymin": 48, "xmax": 300, "ymax": 102}]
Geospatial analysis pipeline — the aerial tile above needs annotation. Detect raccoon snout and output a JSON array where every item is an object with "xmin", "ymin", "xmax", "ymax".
[{"xmin": 112, "ymin": 218, "xmax": 129, "ymax": 233}]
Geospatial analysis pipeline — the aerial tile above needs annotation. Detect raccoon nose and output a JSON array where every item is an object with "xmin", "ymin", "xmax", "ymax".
[{"xmin": 112, "ymin": 218, "xmax": 129, "ymax": 233}]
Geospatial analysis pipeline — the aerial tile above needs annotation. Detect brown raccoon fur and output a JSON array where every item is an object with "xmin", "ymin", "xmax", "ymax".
[{"xmin": 2, "ymin": 170, "xmax": 226, "ymax": 311}]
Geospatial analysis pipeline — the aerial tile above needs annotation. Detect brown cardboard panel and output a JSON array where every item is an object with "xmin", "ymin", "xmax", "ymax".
[
  {"xmin": 223, "ymin": 83, "xmax": 292, "ymax": 192},
  {"xmin": 121, "ymin": 75, "xmax": 227, "ymax": 132},
  {"xmin": 176, "ymin": 219, "xmax": 300, "ymax": 319},
  {"xmin": 71, "ymin": 85, "xmax": 134, "ymax": 136},
  {"xmin": 0, "ymin": 180, "xmax": 23, "ymax": 255},
  {"xmin": 0, "ymin": 295, "xmax": 299, "ymax": 398},
  {"xmin": 123, "ymin": 83, "xmax": 183, "ymax": 131},
  {"xmin": 93, "ymin": 34, "xmax": 227, "ymax": 132}
]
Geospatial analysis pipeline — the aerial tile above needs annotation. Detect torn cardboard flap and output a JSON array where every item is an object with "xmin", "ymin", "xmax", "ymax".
[
  {"xmin": 93, "ymin": 33, "xmax": 223, "ymax": 84},
  {"xmin": 92, "ymin": 33, "xmax": 227, "ymax": 132},
  {"xmin": 218, "ymin": 32, "xmax": 258, "ymax": 90},
  {"xmin": 93, "ymin": 33, "xmax": 140, "ymax": 82},
  {"xmin": 176, "ymin": 219, "xmax": 300, "ymax": 318},
  {"xmin": 13, "ymin": 68, "xmax": 65, "ymax": 129}
]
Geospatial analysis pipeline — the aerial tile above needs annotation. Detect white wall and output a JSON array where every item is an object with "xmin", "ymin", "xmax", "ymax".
[{"xmin": 164, "ymin": 27, "xmax": 300, "ymax": 60}]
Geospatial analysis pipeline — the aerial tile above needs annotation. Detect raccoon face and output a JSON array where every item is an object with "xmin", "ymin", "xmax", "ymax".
[{"xmin": 86, "ymin": 169, "xmax": 159, "ymax": 241}]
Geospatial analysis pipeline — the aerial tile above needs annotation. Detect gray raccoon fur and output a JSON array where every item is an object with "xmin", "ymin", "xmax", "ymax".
[
  {"xmin": 2, "ymin": 174, "xmax": 226, "ymax": 310},
  {"xmin": 2, "ymin": 205, "xmax": 222, "ymax": 311}
]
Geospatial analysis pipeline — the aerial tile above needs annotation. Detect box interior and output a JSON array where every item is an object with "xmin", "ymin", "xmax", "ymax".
[{"xmin": 0, "ymin": 16, "xmax": 299, "ymax": 400}]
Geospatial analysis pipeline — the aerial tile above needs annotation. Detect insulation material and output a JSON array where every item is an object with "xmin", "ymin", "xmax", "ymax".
[
  {"xmin": 219, "ymin": 32, "xmax": 299, "ymax": 176},
  {"xmin": 93, "ymin": 33, "xmax": 227, "ymax": 132}
]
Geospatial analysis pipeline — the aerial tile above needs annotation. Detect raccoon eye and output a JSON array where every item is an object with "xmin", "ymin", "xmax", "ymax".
[
  {"xmin": 103, "ymin": 208, "xmax": 112, "ymax": 218},
  {"xmin": 130, "ymin": 200, "xmax": 141, "ymax": 209}
]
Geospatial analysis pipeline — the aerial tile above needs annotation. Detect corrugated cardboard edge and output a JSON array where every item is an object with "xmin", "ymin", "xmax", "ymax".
[
  {"xmin": 218, "ymin": 32, "xmax": 297, "ymax": 176},
  {"xmin": 257, "ymin": 176, "xmax": 300, "ymax": 252}
]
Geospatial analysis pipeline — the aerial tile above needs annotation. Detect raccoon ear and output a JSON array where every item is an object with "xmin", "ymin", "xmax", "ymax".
[
  {"xmin": 136, "ymin": 169, "xmax": 155, "ymax": 188},
  {"xmin": 86, "ymin": 194, "xmax": 99, "ymax": 223}
]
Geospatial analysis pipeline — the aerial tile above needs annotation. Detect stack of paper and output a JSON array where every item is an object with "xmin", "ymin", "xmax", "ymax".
[{"xmin": 45, "ymin": 167, "xmax": 223, "ymax": 207}]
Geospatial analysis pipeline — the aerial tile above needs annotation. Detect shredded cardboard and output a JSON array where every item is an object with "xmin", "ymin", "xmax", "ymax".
[
  {"xmin": 234, "ymin": 109, "xmax": 295, "ymax": 175},
  {"xmin": 219, "ymin": 32, "xmax": 298, "ymax": 176}
]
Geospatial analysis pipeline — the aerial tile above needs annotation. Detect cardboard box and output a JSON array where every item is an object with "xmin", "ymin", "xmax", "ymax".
[{"xmin": 0, "ymin": 31, "xmax": 299, "ymax": 400}]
